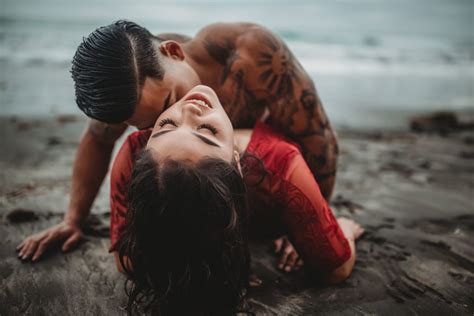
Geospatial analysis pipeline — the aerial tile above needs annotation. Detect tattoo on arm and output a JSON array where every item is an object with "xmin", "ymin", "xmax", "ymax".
[
  {"xmin": 253, "ymin": 31, "xmax": 337, "ymax": 198},
  {"xmin": 296, "ymin": 89, "xmax": 330, "ymax": 137},
  {"xmin": 257, "ymin": 35, "xmax": 302, "ymax": 99}
]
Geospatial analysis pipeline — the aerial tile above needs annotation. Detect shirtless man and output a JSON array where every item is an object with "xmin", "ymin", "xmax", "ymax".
[{"xmin": 17, "ymin": 21, "xmax": 340, "ymax": 272}]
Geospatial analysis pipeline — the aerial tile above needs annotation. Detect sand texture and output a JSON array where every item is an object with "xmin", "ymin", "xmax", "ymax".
[{"xmin": 1, "ymin": 115, "xmax": 473, "ymax": 315}]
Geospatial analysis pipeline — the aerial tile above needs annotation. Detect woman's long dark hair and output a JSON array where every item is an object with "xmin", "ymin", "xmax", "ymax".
[{"xmin": 116, "ymin": 150, "xmax": 252, "ymax": 315}]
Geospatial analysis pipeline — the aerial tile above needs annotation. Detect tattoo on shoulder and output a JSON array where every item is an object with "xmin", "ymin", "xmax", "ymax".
[{"xmin": 256, "ymin": 34, "xmax": 302, "ymax": 98}]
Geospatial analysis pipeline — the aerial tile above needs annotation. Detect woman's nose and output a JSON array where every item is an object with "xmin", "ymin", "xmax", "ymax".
[{"xmin": 182, "ymin": 102, "xmax": 203, "ymax": 116}]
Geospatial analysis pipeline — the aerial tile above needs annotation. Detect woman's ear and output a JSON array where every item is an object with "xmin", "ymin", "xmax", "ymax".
[
  {"xmin": 159, "ymin": 40, "xmax": 185, "ymax": 60},
  {"xmin": 234, "ymin": 150, "xmax": 243, "ymax": 177}
]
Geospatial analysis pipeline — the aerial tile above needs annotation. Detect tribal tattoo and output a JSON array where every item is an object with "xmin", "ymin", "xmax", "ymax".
[
  {"xmin": 203, "ymin": 26, "xmax": 338, "ymax": 198},
  {"xmin": 251, "ymin": 31, "xmax": 338, "ymax": 198},
  {"xmin": 294, "ymin": 89, "xmax": 330, "ymax": 138},
  {"xmin": 257, "ymin": 35, "xmax": 302, "ymax": 98}
]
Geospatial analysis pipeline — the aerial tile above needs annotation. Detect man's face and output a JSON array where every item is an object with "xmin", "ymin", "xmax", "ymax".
[{"xmin": 125, "ymin": 60, "xmax": 201, "ymax": 130}]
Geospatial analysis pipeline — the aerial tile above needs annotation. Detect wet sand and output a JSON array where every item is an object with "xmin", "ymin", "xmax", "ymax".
[{"xmin": 0, "ymin": 115, "xmax": 473, "ymax": 315}]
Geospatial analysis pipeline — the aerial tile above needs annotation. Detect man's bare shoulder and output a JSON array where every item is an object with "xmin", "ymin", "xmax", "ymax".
[
  {"xmin": 195, "ymin": 22, "xmax": 262, "ymax": 42},
  {"xmin": 235, "ymin": 24, "xmax": 283, "ymax": 53},
  {"xmin": 199, "ymin": 23, "xmax": 285, "ymax": 65}
]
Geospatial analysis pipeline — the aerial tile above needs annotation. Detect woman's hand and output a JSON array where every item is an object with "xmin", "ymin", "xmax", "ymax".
[
  {"xmin": 16, "ymin": 221, "xmax": 84, "ymax": 262},
  {"xmin": 323, "ymin": 217, "xmax": 364, "ymax": 284},
  {"xmin": 336, "ymin": 217, "xmax": 364, "ymax": 241},
  {"xmin": 273, "ymin": 235, "xmax": 304, "ymax": 272}
]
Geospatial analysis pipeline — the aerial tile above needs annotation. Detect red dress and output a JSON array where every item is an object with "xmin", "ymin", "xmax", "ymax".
[{"xmin": 110, "ymin": 121, "xmax": 351, "ymax": 274}]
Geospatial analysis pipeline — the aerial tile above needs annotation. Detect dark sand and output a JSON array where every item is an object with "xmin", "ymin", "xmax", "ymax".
[{"xmin": 1, "ymin": 115, "xmax": 473, "ymax": 315}]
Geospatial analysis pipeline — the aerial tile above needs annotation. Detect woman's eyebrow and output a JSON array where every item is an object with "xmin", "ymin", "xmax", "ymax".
[{"xmin": 151, "ymin": 130, "xmax": 221, "ymax": 147}]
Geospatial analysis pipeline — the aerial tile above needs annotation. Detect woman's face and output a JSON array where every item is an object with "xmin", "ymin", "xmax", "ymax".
[{"xmin": 146, "ymin": 85, "xmax": 236, "ymax": 163}]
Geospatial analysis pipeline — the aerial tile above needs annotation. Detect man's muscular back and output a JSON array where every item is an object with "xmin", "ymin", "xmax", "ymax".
[{"xmin": 189, "ymin": 23, "xmax": 338, "ymax": 199}]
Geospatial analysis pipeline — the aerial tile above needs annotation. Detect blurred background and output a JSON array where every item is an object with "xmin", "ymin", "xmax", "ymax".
[{"xmin": 1, "ymin": 0, "xmax": 473, "ymax": 129}]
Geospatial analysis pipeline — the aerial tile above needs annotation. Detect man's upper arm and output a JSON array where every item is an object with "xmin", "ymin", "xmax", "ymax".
[
  {"xmin": 239, "ymin": 26, "xmax": 329, "ymax": 137},
  {"xmin": 87, "ymin": 119, "xmax": 127, "ymax": 145},
  {"xmin": 238, "ymin": 26, "xmax": 339, "ymax": 198}
]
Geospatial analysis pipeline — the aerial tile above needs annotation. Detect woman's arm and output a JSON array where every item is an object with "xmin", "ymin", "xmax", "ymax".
[
  {"xmin": 323, "ymin": 218, "xmax": 364, "ymax": 284},
  {"xmin": 278, "ymin": 152, "xmax": 364, "ymax": 282}
]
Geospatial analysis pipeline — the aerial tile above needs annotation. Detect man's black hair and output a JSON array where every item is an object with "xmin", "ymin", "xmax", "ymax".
[{"xmin": 71, "ymin": 20, "xmax": 164, "ymax": 124}]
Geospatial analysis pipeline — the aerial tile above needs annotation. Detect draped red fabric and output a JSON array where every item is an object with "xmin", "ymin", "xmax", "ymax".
[{"xmin": 109, "ymin": 121, "xmax": 350, "ymax": 274}]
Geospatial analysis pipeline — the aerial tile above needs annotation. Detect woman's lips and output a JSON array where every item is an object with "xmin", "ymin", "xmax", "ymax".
[{"xmin": 184, "ymin": 92, "xmax": 213, "ymax": 109}]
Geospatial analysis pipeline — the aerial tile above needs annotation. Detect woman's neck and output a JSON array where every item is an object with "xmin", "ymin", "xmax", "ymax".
[{"xmin": 233, "ymin": 129, "xmax": 253, "ymax": 154}]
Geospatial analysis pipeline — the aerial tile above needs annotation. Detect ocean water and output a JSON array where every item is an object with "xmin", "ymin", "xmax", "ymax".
[{"xmin": 1, "ymin": 0, "xmax": 473, "ymax": 129}]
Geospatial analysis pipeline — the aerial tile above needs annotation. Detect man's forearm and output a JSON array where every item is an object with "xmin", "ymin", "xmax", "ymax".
[{"xmin": 64, "ymin": 128, "xmax": 117, "ymax": 225}]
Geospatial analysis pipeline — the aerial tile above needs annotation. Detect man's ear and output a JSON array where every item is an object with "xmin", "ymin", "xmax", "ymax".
[
  {"xmin": 234, "ymin": 150, "xmax": 243, "ymax": 177},
  {"xmin": 159, "ymin": 40, "xmax": 185, "ymax": 61}
]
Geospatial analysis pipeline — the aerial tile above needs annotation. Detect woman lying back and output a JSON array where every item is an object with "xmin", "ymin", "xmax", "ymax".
[{"xmin": 110, "ymin": 85, "xmax": 364, "ymax": 315}]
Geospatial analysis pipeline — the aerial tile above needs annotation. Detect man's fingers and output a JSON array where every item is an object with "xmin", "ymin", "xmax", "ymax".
[
  {"xmin": 17, "ymin": 239, "xmax": 28, "ymax": 257},
  {"xmin": 16, "ymin": 240, "xmax": 26, "ymax": 251},
  {"xmin": 284, "ymin": 252, "xmax": 299, "ymax": 272},
  {"xmin": 32, "ymin": 236, "xmax": 54, "ymax": 262},
  {"xmin": 21, "ymin": 239, "xmax": 39, "ymax": 261},
  {"xmin": 62, "ymin": 232, "xmax": 82, "ymax": 252},
  {"xmin": 18, "ymin": 239, "xmax": 32, "ymax": 258},
  {"xmin": 274, "ymin": 238, "xmax": 283, "ymax": 254}
]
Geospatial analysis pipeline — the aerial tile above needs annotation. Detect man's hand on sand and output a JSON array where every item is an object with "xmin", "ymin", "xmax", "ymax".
[
  {"xmin": 16, "ymin": 221, "xmax": 84, "ymax": 262},
  {"xmin": 273, "ymin": 235, "xmax": 304, "ymax": 273}
]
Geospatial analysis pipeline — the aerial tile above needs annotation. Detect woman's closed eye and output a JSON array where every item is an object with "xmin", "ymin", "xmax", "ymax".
[
  {"xmin": 198, "ymin": 123, "xmax": 218, "ymax": 135},
  {"xmin": 158, "ymin": 118, "xmax": 177, "ymax": 128},
  {"xmin": 158, "ymin": 118, "xmax": 218, "ymax": 135}
]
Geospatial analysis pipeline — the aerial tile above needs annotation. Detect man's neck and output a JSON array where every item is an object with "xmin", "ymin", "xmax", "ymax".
[{"xmin": 181, "ymin": 41, "xmax": 221, "ymax": 89}]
